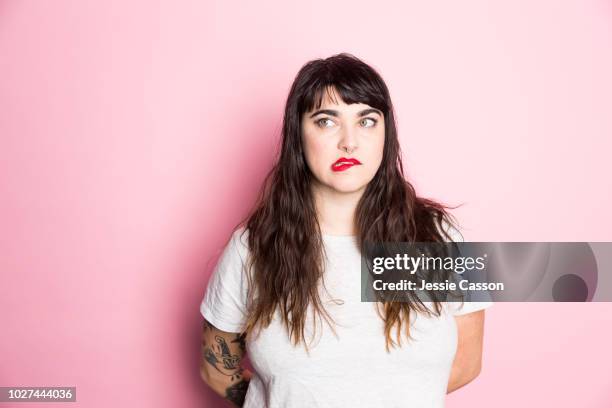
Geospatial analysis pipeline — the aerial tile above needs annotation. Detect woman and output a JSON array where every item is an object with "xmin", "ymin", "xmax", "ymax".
[{"xmin": 199, "ymin": 53, "xmax": 492, "ymax": 407}]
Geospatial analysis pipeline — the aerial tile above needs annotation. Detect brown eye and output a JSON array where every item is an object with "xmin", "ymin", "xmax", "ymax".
[{"xmin": 360, "ymin": 118, "xmax": 377, "ymax": 128}]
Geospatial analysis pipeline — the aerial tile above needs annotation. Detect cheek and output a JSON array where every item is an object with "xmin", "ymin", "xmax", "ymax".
[
  {"xmin": 303, "ymin": 134, "xmax": 332, "ymax": 171},
  {"xmin": 362, "ymin": 130, "xmax": 385, "ymax": 165}
]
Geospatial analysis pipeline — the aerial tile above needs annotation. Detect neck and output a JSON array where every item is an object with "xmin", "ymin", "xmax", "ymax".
[{"xmin": 311, "ymin": 181, "xmax": 365, "ymax": 236}]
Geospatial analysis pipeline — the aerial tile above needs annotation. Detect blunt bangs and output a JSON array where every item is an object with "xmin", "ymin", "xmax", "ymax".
[{"xmin": 296, "ymin": 54, "xmax": 390, "ymax": 116}]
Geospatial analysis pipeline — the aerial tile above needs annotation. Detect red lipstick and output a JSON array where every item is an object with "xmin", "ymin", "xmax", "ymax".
[{"xmin": 331, "ymin": 157, "xmax": 362, "ymax": 172}]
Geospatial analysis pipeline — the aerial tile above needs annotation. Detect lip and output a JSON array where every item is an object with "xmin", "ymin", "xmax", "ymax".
[{"xmin": 331, "ymin": 157, "xmax": 362, "ymax": 172}]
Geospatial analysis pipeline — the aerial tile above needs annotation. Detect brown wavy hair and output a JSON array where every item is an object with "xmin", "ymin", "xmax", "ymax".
[{"xmin": 240, "ymin": 53, "xmax": 459, "ymax": 352}]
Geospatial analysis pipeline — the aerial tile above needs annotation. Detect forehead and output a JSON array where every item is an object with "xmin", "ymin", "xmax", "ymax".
[{"xmin": 306, "ymin": 87, "xmax": 374, "ymax": 113}]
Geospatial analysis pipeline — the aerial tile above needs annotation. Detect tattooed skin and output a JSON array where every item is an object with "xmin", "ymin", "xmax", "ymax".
[
  {"xmin": 226, "ymin": 379, "xmax": 249, "ymax": 406},
  {"xmin": 202, "ymin": 321, "xmax": 250, "ymax": 406},
  {"xmin": 203, "ymin": 320, "xmax": 215, "ymax": 332},
  {"xmin": 232, "ymin": 332, "xmax": 247, "ymax": 353},
  {"xmin": 203, "ymin": 335, "xmax": 241, "ymax": 376}
]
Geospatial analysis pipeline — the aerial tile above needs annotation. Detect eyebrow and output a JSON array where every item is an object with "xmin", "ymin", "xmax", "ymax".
[{"xmin": 309, "ymin": 108, "xmax": 382, "ymax": 118}]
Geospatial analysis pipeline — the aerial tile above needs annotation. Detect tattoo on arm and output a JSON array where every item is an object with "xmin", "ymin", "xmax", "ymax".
[
  {"xmin": 232, "ymin": 332, "xmax": 247, "ymax": 353},
  {"xmin": 225, "ymin": 378, "xmax": 249, "ymax": 407},
  {"xmin": 202, "ymin": 335, "xmax": 242, "ymax": 378},
  {"xmin": 201, "ymin": 321, "xmax": 251, "ymax": 406}
]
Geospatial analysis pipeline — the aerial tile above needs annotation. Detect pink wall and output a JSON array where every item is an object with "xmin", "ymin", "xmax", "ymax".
[{"xmin": 1, "ymin": 0, "xmax": 611, "ymax": 406}]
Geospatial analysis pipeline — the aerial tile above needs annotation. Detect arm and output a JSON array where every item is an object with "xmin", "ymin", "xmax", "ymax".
[
  {"xmin": 200, "ymin": 319, "xmax": 252, "ymax": 407},
  {"xmin": 447, "ymin": 310, "xmax": 486, "ymax": 394}
]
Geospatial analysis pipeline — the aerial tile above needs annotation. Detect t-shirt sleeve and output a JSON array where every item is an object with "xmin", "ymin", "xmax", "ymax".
[
  {"xmin": 439, "ymin": 219, "xmax": 493, "ymax": 316},
  {"xmin": 200, "ymin": 228, "xmax": 250, "ymax": 333}
]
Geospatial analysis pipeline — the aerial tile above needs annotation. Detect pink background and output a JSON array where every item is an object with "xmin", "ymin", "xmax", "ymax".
[{"xmin": 1, "ymin": 0, "xmax": 611, "ymax": 407}]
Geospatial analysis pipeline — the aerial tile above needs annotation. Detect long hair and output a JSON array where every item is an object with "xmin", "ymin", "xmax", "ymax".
[{"xmin": 241, "ymin": 53, "xmax": 459, "ymax": 351}]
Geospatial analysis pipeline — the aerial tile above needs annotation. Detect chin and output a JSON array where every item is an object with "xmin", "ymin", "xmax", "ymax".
[{"xmin": 329, "ymin": 181, "xmax": 368, "ymax": 194}]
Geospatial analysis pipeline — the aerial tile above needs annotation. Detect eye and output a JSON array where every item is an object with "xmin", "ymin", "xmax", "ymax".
[
  {"xmin": 315, "ymin": 118, "xmax": 335, "ymax": 128},
  {"xmin": 360, "ymin": 117, "xmax": 377, "ymax": 128}
]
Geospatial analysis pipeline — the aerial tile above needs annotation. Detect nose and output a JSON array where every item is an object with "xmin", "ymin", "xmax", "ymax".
[{"xmin": 338, "ymin": 126, "xmax": 358, "ymax": 155}]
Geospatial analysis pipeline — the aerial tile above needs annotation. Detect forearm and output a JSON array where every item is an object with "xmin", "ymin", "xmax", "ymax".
[
  {"xmin": 446, "ymin": 364, "xmax": 480, "ymax": 394},
  {"xmin": 448, "ymin": 311, "xmax": 485, "ymax": 393},
  {"xmin": 202, "ymin": 366, "xmax": 252, "ymax": 407}
]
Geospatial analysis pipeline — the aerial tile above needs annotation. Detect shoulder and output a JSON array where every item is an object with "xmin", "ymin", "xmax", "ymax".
[
  {"xmin": 209, "ymin": 226, "xmax": 251, "ymax": 284},
  {"xmin": 228, "ymin": 226, "xmax": 250, "ymax": 258}
]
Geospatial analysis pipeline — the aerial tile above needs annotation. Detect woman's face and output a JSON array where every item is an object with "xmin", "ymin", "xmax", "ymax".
[{"xmin": 301, "ymin": 89, "xmax": 385, "ymax": 195}]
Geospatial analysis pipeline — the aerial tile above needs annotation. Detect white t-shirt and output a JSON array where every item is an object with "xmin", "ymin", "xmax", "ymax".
[{"xmin": 200, "ymin": 226, "xmax": 492, "ymax": 408}]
